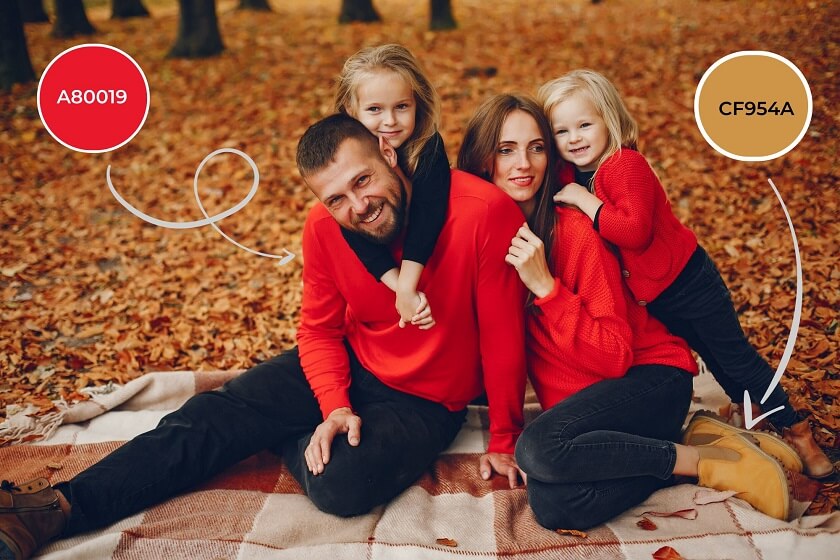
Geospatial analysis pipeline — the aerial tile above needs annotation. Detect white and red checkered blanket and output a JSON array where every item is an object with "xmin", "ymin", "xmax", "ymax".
[{"xmin": 2, "ymin": 370, "xmax": 838, "ymax": 559}]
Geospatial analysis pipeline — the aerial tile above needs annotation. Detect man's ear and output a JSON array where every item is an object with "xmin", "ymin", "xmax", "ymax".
[{"xmin": 378, "ymin": 135, "xmax": 398, "ymax": 169}]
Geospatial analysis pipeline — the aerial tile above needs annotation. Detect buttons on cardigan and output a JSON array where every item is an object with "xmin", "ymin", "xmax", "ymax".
[
  {"xmin": 638, "ymin": 300, "xmax": 647, "ymax": 306},
  {"xmin": 622, "ymin": 269, "xmax": 630, "ymax": 278}
]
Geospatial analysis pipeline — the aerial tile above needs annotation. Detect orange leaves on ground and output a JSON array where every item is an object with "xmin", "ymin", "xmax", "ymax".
[
  {"xmin": 642, "ymin": 509, "xmax": 698, "ymax": 520},
  {"xmin": 637, "ymin": 517, "xmax": 658, "ymax": 530},
  {"xmin": 554, "ymin": 529, "xmax": 588, "ymax": 539},
  {"xmin": 652, "ymin": 546, "xmax": 685, "ymax": 560},
  {"xmin": 0, "ymin": 0, "xmax": 837, "ymax": 508}
]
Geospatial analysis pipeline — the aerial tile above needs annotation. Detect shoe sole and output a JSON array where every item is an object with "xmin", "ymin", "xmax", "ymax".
[{"xmin": 684, "ymin": 411, "xmax": 803, "ymax": 473}]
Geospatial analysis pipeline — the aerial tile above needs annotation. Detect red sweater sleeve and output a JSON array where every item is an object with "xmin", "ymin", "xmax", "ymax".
[
  {"xmin": 475, "ymin": 197, "xmax": 527, "ymax": 454},
  {"xmin": 296, "ymin": 212, "xmax": 352, "ymax": 418},
  {"xmin": 534, "ymin": 211, "xmax": 634, "ymax": 380},
  {"xmin": 596, "ymin": 150, "xmax": 659, "ymax": 251}
]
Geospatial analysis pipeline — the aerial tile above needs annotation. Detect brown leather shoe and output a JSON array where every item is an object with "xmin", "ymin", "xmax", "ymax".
[
  {"xmin": 0, "ymin": 479, "xmax": 66, "ymax": 560},
  {"xmin": 783, "ymin": 420, "xmax": 836, "ymax": 479}
]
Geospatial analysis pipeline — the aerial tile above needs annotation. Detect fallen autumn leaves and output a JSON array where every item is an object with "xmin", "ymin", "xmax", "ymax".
[{"xmin": 1, "ymin": 0, "xmax": 837, "ymax": 513}]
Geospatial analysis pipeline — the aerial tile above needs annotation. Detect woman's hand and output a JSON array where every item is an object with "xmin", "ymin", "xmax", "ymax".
[
  {"xmin": 505, "ymin": 223, "xmax": 555, "ymax": 299},
  {"xmin": 478, "ymin": 453, "xmax": 527, "ymax": 488}
]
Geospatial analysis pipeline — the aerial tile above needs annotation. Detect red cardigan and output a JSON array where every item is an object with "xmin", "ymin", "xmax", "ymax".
[
  {"xmin": 558, "ymin": 149, "xmax": 697, "ymax": 304},
  {"xmin": 528, "ymin": 207, "xmax": 697, "ymax": 410},
  {"xmin": 297, "ymin": 170, "xmax": 527, "ymax": 454}
]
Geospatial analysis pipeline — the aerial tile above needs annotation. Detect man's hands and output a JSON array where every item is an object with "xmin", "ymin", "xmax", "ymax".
[
  {"xmin": 305, "ymin": 407, "xmax": 362, "ymax": 476},
  {"xmin": 479, "ymin": 453, "xmax": 526, "ymax": 489}
]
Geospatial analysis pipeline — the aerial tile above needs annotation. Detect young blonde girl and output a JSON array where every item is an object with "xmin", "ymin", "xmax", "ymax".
[
  {"xmin": 538, "ymin": 69, "xmax": 832, "ymax": 478},
  {"xmin": 335, "ymin": 44, "xmax": 450, "ymax": 329}
]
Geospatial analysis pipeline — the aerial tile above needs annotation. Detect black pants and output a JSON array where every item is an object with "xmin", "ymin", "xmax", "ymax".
[
  {"xmin": 57, "ymin": 347, "xmax": 466, "ymax": 535},
  {"xmin": 648, "ymin": 246, "xmax": 797, "ymax": 428},
  {"xmin": 515, "ymin": 365, "xmax": 693, "ymax": 531}
]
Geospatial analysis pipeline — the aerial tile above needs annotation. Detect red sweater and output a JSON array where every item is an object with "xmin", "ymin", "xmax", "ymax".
[
  {"xmin": 559, "ymin": 149, "xmax": 697, "ymax": 303},
  {"xmin": 297, "ymin": 170, "xmax": 527, "ymax": 454},
  {"xmin": 528, "ymin": 207, "xmax": 697, "ymax": 410}
]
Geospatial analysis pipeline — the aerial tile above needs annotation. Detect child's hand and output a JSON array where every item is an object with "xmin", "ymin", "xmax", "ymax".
[
  {"xmin": 396, "ymin": 290, "xmax": 436, "ymax": 330},
  {"xmin": 554, "ymin": 183, "xmax": 604, "ymax": 223},
  {"xmin": 553, "ymin": 182, "xmax": 589, "ymax": 208}
]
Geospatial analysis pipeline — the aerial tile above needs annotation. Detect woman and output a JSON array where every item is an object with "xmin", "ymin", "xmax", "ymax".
[{"xmin": 457, "ymin": 94, "xmax": 797, "ymax": 528}]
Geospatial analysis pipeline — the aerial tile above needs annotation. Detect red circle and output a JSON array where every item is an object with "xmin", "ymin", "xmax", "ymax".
[{"xmin": 38, "ymin": 44, "xmax": 149, "ymax": 153}]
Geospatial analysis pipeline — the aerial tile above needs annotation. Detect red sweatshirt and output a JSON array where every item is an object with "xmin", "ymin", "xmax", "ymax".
[
  {"xmin": 528, "ymin": 207, "xmax": 697, "ymax": 410},
  {"xmin": 558, "ymin": 149, "xmax": 697, "ymax": 304},
  {"xmin": 297, "ymin": 170, "xmax": 527, "ymax": 454}
]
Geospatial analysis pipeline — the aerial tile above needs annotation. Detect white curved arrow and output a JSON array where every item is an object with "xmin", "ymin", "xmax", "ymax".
[
  {"xmin": 743, "ymin": 178, "xmax": 801, "ymax": 429},
  {"xmin": 106, "ymin": 148, "xmax": 295, "ymax": 265}
]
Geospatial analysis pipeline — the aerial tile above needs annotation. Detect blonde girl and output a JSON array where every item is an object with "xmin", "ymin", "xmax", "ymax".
[
  {"xmin": 538, "ymin": 69, "xmax": 832, "ymax": 478},
  {"xmin": 335, "ymin": 44, "xmax": 450, "ymax": 329}
]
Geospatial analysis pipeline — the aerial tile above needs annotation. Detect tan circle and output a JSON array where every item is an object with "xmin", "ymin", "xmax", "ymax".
[{"xmin": 695, "ymin": 52, "xmax": 811, "ymax": 161}]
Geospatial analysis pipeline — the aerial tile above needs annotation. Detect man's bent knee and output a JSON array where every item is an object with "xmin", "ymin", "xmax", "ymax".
[{"xmin": 305, "ymin": 474, "xmax": 381, "ymax": 517}]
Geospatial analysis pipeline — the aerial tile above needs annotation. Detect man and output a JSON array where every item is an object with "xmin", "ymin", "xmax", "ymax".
[{"xmin": 0, "ymin": 114, "xmax": 527, "ymax": 560}]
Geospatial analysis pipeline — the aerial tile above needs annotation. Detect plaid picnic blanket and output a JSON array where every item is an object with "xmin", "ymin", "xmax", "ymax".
[{"xmin": 2, "ymin": 369, "xmax": 838, "ymax": 559}]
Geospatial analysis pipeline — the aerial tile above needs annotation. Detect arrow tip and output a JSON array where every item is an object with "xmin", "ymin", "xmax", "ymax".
[{"xmin": 743, "ymin": 390, "xmax": 785, "ymax": 429}]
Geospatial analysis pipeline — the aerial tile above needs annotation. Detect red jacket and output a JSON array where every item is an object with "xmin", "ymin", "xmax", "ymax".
[
  {"xmin": 297, "ymin": 170, "xmax": 527, "ymax": 454},
  {"xmin": 558, "ymin": 149, "xmax": 697, "ymax": 304},
  {"xmin": 527, "ymin": 207, "xmax": 697, "ymax": 409}
]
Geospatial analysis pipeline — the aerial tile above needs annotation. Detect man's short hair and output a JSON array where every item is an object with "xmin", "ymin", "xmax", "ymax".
[{"xmin": 296, "ymin": 113, "xmax": 381, "ymax": 178}]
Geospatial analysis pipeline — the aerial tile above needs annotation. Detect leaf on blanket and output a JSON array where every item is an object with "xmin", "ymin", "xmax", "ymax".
[
  {"xmin": 652, "ymin": 546, "xmax": 686, "ymax": 560},
  {"xmin": 554, "ymin": 529, "xmax": 588, "ymax": 538},
  {"xmin": 694, "ymin": 489, "xmax": 739, "ymax": 505},
  {"xmin": 636, "ymin": 517, "xmax": 658, "ymax": 530},
  {"xmin": 46, "ymin": 462, "xmax": 62, "ymax": 470},
  {"xmin": 435, "ymin": 538, "xmax": 458, "ymax": 547},
  {"xmin": 642, "ymin": 509, "xmax": 698, "ymax": 519}
]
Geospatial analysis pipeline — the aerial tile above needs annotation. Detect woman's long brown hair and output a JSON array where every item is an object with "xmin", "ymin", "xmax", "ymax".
[{"xmin": 457, "ymin": 94, "xmax": 558, "ymax": 308}]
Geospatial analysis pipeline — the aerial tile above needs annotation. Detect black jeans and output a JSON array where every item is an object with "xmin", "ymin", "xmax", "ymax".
[
  {"xmin": 515, "ymin": 365, "xmax": 692, "ymax": 531},
  {"xmin": 57, "ymin": 346, "xmax": 466, "ymax": 536},
  {"xmin": 647, "ymin": 246, "xmax": 797, "ymax": 428}
]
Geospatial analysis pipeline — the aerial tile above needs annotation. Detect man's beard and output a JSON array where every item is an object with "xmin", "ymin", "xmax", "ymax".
[{"xmin": 344, "ymin": 173, "xmax": 407, "ymax": 245}]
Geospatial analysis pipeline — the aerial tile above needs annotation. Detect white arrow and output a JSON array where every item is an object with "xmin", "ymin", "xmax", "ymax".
[
  {"xmin": 743, "ymin": 178, "xmax": 802, "ymax": 429},
  {"xmin": 106, "ymin": 148, "xmax": 295, "ymax": 265}
]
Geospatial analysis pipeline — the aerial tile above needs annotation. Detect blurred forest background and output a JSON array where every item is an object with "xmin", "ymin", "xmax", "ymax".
[{"xmin": 0, "ymin": 0, "xmax": 837, "ymax": 509}]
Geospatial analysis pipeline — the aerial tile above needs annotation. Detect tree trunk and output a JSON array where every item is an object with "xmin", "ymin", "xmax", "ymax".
[
  {"xmin": 112, "ymin": 0, "xmax": 150, "ymax": 19},
  {"xmin": 17, "ymin": 0, "xmax": 49, "ymax": 23},
  {"xmin": 168, "ymin": 0, "xmax": 224, "ymax": 58},
  {"xmin": 338, "ymin": 0, "xmax": 379, "ymax": 23},
  {"xmin": 429, "ymin": 0, "xmax": 456, "ymax": 30},
  {"xmin": 0, "ymin": 0, "xmax": 37, "ymax": 90},
  {"xmin": 52, "ymin": 0, "xmax": 96, "ymax": 38},
  {"xmin": 238, "ymin": 0, "xmax": 271, "ymax": 10}
]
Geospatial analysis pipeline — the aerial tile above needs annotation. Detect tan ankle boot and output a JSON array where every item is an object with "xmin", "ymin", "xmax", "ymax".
[
  {"xmin": 695, "ymin": 434, "xmax": 790, "ymax": 520},
  {"xmin": 783, "ymin": 420, "xmax": 836, "ymax": 479},
  {"xmin": 684, "ymin": 411, "xmax": 803, "ymax": 473},
  {"xmin": 0, "ymin": 479, "xmax": 66, "ymax": 560}
]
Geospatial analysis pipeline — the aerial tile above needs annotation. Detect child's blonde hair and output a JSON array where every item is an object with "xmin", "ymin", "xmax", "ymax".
[
  {"xmin": 538, "ymin": 69, "xmax": 638, "ymax": 169},
  {"xmin": 334, "ymin": 44, "xmax": 441, "ymax": 176}
]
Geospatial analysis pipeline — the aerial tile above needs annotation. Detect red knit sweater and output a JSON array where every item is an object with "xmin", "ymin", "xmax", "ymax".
[
  {"xmin": 558, "ymin": 149, "xmax": 697, "ymax": 303},
  {"xmin": 297, "ymin": 170, "xmax": 527, "ymax": 454},
  {"xmin": 528, "ymin": 207, "xmax": 697, "ymax": 410}
]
